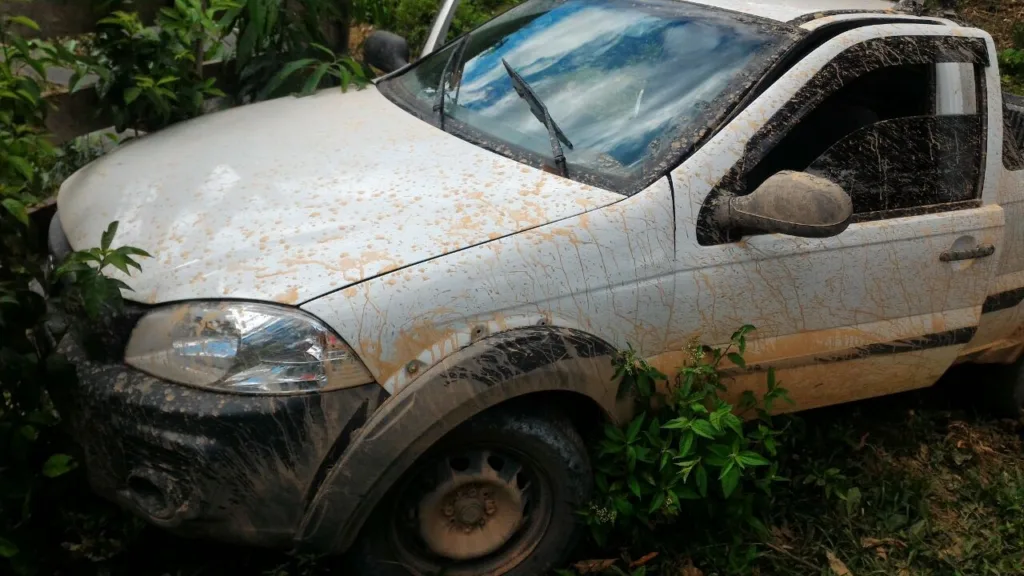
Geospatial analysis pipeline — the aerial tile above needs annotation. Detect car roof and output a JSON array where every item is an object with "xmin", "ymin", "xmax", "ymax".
[{"xmin": 682, "ymin": 0, "xmax": 897, "ymax": 22}]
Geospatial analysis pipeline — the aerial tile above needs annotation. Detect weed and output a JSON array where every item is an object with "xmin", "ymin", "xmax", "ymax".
[
  {"xmin": 76, "ymin": 1, "xmax": 234, "ymax": 133},
  {"xmin": 580, "ymin": 327, "xmax": 792, "ymax": 548},
  {"xmin": 228, "ymin": 0, "xmax": 370, "ymax": 102}
]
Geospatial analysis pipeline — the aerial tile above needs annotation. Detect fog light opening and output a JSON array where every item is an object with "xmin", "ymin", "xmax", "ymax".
[{"xmin": 127, "ymin": 471, "xmax": 173, "ymax": 520}]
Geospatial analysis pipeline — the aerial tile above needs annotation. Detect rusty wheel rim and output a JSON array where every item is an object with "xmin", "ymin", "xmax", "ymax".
[{"xmin": 390, "ymin": 447, "xmax": 552, "ymax": 575}]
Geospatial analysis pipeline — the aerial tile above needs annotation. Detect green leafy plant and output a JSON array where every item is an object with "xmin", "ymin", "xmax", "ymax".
[
  {"xmin": 260, "ymin": 41, "xmax": 367, "ymax": 99},
  {"xmin": 76, "ymin": 1, "xmax": 235, "ymax": 133},
  {"xmin": 0, "ymin": 12, "xmax": 151, "ymax": 572},
  {"xmin": 1000, "ymin": 47, "xmax": 1024, "ymax": 93},
  {"xmin": 0, "ymin": 14, "xmax": 68, "ymax": 222},
  {"xmin": 226, "ymin": 0, "xmax": 369, "ymax": 102},
  {"xmin": 55, "ymin": 221, "xmax": 151, "ymax": 321},
  {"xmin": 581, "ymin": 327, "xmax": 792, "ymax": 546}
]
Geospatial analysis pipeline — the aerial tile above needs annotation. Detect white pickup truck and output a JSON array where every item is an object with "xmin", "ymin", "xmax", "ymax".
[{"xmin": 49, "ymin": 0, "xmax": 1024, "ymax": 574}]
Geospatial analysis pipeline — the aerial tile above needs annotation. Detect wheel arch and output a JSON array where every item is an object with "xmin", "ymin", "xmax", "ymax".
[{"xmin": 294, "ymin": 326, "xmax": 630, "ymax": 554}]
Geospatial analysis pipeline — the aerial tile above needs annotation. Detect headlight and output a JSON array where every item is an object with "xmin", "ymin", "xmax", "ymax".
[{"xmin": 124, "ymin": 302, "xmax": 375, "ymax": 394}]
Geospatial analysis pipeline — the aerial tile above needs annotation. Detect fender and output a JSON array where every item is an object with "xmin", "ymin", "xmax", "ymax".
[{"xmin": 294, "ymin": 326, "xmax": 631, "ymax": 553}]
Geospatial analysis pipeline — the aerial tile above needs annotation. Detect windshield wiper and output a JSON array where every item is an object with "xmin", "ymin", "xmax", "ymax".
[
  {"xmin": 433, "ymin": 34, "xmax": 470, "ymax": 130},
  {"xmin": 501, "ymin": 58, "xmax": 574, "ymax": 177}
]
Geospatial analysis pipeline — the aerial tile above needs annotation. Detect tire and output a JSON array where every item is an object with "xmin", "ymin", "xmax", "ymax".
[
  {"xmin": 346, "ymin": 408, "xmax": 592, "ymax": 576},
  {"xmin": 980, "ymin": 357, "xmax": 1024, "ymax": 418}
]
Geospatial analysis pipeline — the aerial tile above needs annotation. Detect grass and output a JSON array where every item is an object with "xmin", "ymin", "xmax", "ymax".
[{"xmin": 563, "ymin": 366, "xmax": 1024, "ymax": 576}]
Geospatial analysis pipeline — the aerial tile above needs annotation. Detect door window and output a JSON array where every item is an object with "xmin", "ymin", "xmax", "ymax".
[
  {"xmin": 747, "ymin": 63, "xmax": 984, "ymax": 218},
  {"xmin": 698, "ymin": 35, "xmax": 989, "ymax": 244}
]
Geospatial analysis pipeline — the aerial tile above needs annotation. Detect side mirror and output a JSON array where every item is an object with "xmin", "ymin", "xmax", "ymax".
[
  {"xmin": 363, "ymin": 30, "xmax": 410, "ymax": 74},
  {"xmin": 714, "ymin": 170, "xmax": 853, "ymax": 238}
]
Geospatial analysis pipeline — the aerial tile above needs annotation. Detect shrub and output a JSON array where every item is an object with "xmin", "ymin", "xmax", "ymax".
[
  {"xmin": 581, "ymin": 326, "xmax": 792, "ymax": 546},
  {"xmin": 227, "ymin": 0, "xmax": 369, "ymax": 102},
  {"xmin": 75, "ymin": 0, "xmax": 234, "ymax": 133},
  {"xmin": 0, "ymin": 13, "xmax": 149, "ymax": 574}
]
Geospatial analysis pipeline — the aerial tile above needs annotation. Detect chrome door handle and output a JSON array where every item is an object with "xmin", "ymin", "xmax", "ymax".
[{"xmin": 940, "ymin": 244, "xmax": 995, "ymax": 262}]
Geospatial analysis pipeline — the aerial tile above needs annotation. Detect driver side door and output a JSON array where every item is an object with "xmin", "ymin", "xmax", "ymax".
[{"xmin": 661, "ymin": 26, "xmax": 1003, "ymax": 411}]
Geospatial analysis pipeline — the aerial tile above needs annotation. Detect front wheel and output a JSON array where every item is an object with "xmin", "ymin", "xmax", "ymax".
[{"xmin": 349, "ymin": 408, "xmax": 592, "ymax": 576}]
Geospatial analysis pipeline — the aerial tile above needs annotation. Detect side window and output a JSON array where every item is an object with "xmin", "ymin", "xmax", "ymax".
[
  {"xmin": 1004, "ymin": 93, "xmax": 1024, "ymax": 171},
  {"xmin": 747, "ymin": 63, "xmax": 984, "ymax": 218},
  {"xmin": 806, "ymin": 115, "xmax": 981, "ymax": 214}
]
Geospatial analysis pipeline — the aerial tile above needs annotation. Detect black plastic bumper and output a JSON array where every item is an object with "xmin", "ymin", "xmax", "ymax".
[{"xmin": 59, "ymin": 336, "xmax": 387, "ymax": 548}]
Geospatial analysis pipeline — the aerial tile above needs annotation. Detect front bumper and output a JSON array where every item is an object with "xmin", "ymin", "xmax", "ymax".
[{"xmin": 59, "ymin": 335, "xmax": 387, "ymax": 548}]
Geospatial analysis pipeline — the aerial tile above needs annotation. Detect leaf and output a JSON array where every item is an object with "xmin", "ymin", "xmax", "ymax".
[
  {"xmin": 677, "ymin": 458, "xmax": 698, "ymax": 480},
  {"xmin": 663, "ymin": 416, "xmax": 691, "ymax": 430},
  {"xmin": 629, "ymin": 552, "xmax": 658, "ymax": 568},
  {"xmin": 720, "ymin": 464, "xmax": 740, "ymax": 498},
  {"xmin": 69, "ymin": 72, "xmax": 94, "ymax": 93},
  {"xmin": 826, "ymin": 551, "xmax": 851, "ymax": 575},
  {"xmin": 310, "ymin": 42, "xmax": 336, "ymax": 59},
  {"xmin": 860, "ymin": 537, "xmax": 905, "ymax": 549},
  {"xmin": 844, "ymin": 486, "xmax": 862, "ymax": 515},
  {"xmin": 695, "ymin": 463, "xmax": 708, "ymax": 497},
  {"xmin": 709, "ymin": 407, "xmax": 725, "ymax": 431},
  {"xmin": 641, "ymin": 371, "xmax": 658, "ymax": 397},
  {"xmin": 628, "ymin": 476, "xmax": 641, "ymax": 498},
  {"xmin": 104, "ymin": 252, "xmax": 132, "ymax": 275},
  {"xmin": 909, "ymin": 518, "xmax": 927, "ymax": 539},
  {"xmin": 626, "ymin": 414, "xmax": 645, "ymax": 443},
  {"xmin": 101, "ymin": 221, "xmax": 119, "ymax": 251},
  {"xmin": 678, "ymin": 430, "xmax": 695, "ymax": 458},
  {"xmin": 737, "ymin": 451, "xmax": 771, "ymax": 467},
  {"xmin": 119, "ymin": 246, "xmax": 152, "ymax": 258},
  {"xmin": 604, "ymin": 424, "xmax": 625, "ymax": 443},
  {"xmin": 262, "ymin": 58, "xmax": 317, "ymax": 98},
  {"xmin": 124, "ymin": 86, "xmax": 142, "ymax": 104},
  {"xmin": 723, "ymin": 413, "xmax": 744, "ymax": 437},
  {"xmin": 2, "ymin": 198, "xmax": 29, "ymax": 226},
  {"xmin": 727, "ymin": 352, "xmax": 746, "ymax": 369},
  {"xmin": 6, "ymin": 15, "xmax": 40, "ymax": 31},
  {"xmin": 648, "ymin": 491, "xmax": 665, "ymax": 513},
  {"xmin": 573, "ymin": 559, "xmax": 617, "ymax": 574},
  {"xmin": 8, "ymin": 155, "xmax": 34, "ymax": 182},
  {"xmin": 42, "ymin": 453, "xmax": 76, "ymax": 478},
  {"xmin": 691, "ymin": 419, "xmax": 718, "ymax": 440},
  {"xmin": 336, "ymin": 64, "xmax": 352, "ymax": 92},
  {"xmin": 236, "ymin": 21, "xmax": 259, "ymax": 66},
  {"xmin": 0, "ymin": 537, "xmax": 18, "ymax": 558},
  {"xmin": 302, "ymin": 62, "xmax": 330, "ymax": 96},
  {"xmin": 676, "ymin": 487, "xmax": 700, "ymax": 500},
  {"xmin": 19, "ymin": 425, "xmax": 38, "ymax": 441}
]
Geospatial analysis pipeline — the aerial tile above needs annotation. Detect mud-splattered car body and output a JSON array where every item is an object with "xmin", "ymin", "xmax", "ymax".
[{"xmin": 51, "ymin": 0, "xmax": 1024, "ymax": 562}]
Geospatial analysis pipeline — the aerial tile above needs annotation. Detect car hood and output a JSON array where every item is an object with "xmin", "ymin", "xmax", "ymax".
[{"xmin": 57, "ymin": 87, "xmax": 622, "ymax": 305}]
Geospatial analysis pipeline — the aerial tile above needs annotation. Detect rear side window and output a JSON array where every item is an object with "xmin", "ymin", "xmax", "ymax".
[{"xmin": 1004, "ymin": 93, "xmax": 1024, "ymax": 170}]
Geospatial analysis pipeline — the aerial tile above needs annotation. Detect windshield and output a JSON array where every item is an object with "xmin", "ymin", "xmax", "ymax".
[{"xmin": 378, "ymin": 0, "xmax": 797, "ymax": 194}]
